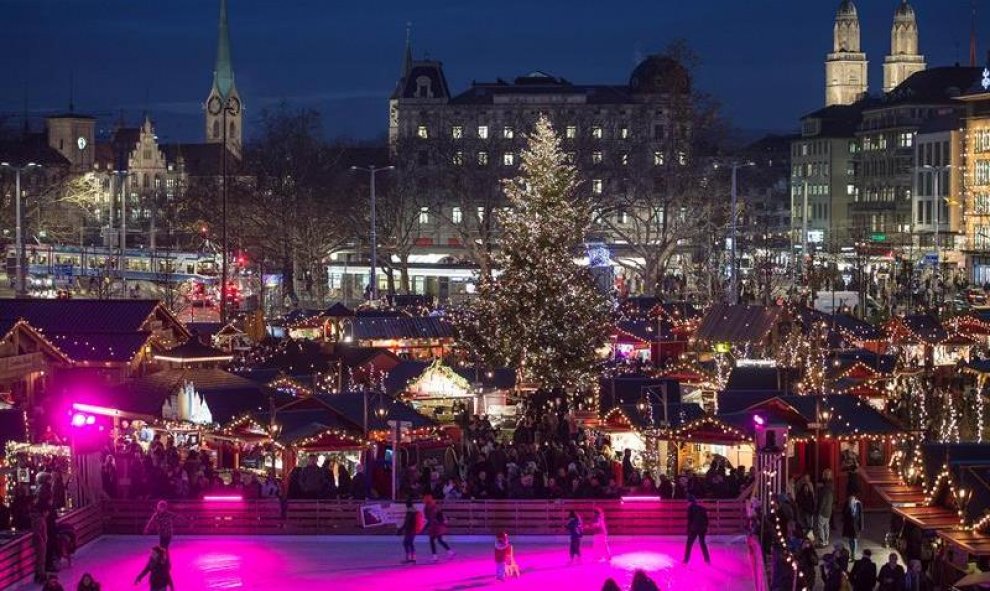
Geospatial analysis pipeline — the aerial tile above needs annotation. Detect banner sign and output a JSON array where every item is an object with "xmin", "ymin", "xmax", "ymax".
[{"xmin": 359, "ymin": 502, "xmax": 424, "ymax": 528}]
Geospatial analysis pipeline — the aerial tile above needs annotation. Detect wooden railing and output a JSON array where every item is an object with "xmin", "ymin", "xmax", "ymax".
[
  {"xmin": 103, "ymin": 498, "xmax": 747, "ymax": 537},
  {"xmin": 0, "ymin": 503, "xmax": 103, "ymax": 590}
]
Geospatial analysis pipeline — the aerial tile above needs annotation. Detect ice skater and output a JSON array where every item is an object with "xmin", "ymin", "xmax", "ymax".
[
  {"xmin": 397, "ymin": 498, "xmax": 423, "ymax": 564},
  {"xmin": 134, "ymin": 546, "xmax": 174, "ymax": 591},
  {"xmin": 590, "ymin": 507, "xmax": 612, "ymax": 561},
  {"xmin": 683, "ymin": 495, "xmax": 711, "ymax": 565},
  {"xmin": 565, "ymin": 510, "xmax": 584, "ymax": 564},
  {"xmin": 424, "ymin": 495, "xmax": 455, "ymax": 562},
  {"xmin": 495, "ymin": 531, "xmax": 519, "ymax": 580},
  {"xmin": 144, "ymin": 500, "xmax": 178, "ymax": 550}
]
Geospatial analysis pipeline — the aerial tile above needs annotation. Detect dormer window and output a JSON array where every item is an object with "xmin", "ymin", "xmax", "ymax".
[{"xmin": 415, "ymin": 76, "xmax": 433, "ymax": 98}]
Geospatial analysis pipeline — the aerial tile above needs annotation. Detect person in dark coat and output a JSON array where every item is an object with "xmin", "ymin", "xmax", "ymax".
[
  {"xmin": 903, "ymin": 559, "xmax": 932, "ymax": 591},
  {"xmin": 565, "ymin": 510, "xmax": 583, "ymax": 563},
  {"xmin": 850, "ymin": 548, "xmax": 877, "ymax": 591},
  {"xmin": 423, "ymin": 495, "xmax": 454, "ymax": 561},
  {"xmin": 877, "ymin": 553, "xmax": 906, "ymax": 591},
  {"xmin": 795, "ymin": 474, "xmax": 816, "ymax": 534},
  {"xmin": 796, "ymin": 538, "xmax": 819, "ymax": 590},
  {"xmin": 397, "ymin": 498, "xmax": 420, "ymax": 564},
  {"xmin": 842, "ymin": 493, "xmax": 865, "ymax": 559},
  {"xmin": 134, "ymin": 546, "xmax": 174, "ymax": 591},
  {"xmin": 816, "ymin": 469, "xmax": 835, "ymax": 547},
  {"xmin": 683, "ymin": 495, "xmax": 710, "ymax": 564}
]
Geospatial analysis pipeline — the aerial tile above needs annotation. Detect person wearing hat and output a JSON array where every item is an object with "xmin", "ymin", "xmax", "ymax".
[{"xmin": 683, "ymin": 495, "xmax": 710, "ymax": 564}]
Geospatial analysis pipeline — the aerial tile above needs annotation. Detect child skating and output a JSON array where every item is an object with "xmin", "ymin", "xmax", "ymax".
[{"xmin": 495, "ymin": 531, "xmax": 519, "ymax": 580}]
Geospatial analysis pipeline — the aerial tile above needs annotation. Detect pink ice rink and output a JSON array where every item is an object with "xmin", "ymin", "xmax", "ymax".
[{"xmin": 11, "ymin": 535, "xmax": 757, "ymax": 591}]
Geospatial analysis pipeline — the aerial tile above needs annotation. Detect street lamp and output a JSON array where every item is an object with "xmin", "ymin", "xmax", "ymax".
[
  {"xmin": 1, "ymin": 161, "xmax": 41, "ymax": 297},
  {"xmin": 207, "ymin": 93, "xmax": 242, "ymax": 323},
  {"xmin": 921, "ymin": 164, "xmax": 952, "ymax": 308},
  {"xmin": 715, "ymin": 161, "xmax": 755, "ymax": 305},
  {"xmin": 349, "ymin": 165, "xmax": 394, "ymax": 302}
]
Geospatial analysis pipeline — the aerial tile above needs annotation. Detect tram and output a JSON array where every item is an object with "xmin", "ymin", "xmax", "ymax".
[{"xmin": 4, "ymin": 244, "xmax": 221, "ymax": 284}]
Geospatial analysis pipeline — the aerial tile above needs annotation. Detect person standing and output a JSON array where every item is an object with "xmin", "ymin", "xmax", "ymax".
[
  {"xmin": 423, "ymin": 495, "xmax": 454, "ymax": 562},
  {"xmin": 816, "ymin": 469, "xmax": 835, "ymax": 548},
  {"xmin": 850, "ymin": 548, "xmax": 877, "ymax": 591},
  {"xmin": 903, "ymin": 559, "xmax": 932, "ymax": 591},
  {"xmin": 565, "ymin": 510, "xmax": 583, "ymax": 564},
  {"xmin": 31, "ymin": 505, "xmax": 48, "ymax": 584},
  {"xmin": 795, "ymin": 474, "xmax": 816, "ymax": 535},
  {"xmin": 397, "ymin": 498, "xmax": 421, "ymax": 564},
  {"xmin": 843, "ymin": 493, "xmax": 865, "ymax": 559},
  {"xmin": 134, "ymin": 546, "xmax": 174, "ymax": 591},
  {"xmin": 494, "ymin": 531, "xmax": 513, "ymax": 581},
  {"xmin": 877, "ymin": 553, "xmax": 906, "ymax": 591},
  {"xmin": 683, "ymin": 495, "xmax": 711, "ymax": 565},
  {"xmin": 144, "ymin": 500, "xmax": 177, "ymax": 550},
  {"xmin": 590, "ymin": 507, "xmax": 612, "ymax": 561}
]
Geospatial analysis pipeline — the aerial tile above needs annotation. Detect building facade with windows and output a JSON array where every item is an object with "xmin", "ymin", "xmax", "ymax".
[{"xmin": 372, "ymin": 41, "xmax": 698, "ymax": 300}]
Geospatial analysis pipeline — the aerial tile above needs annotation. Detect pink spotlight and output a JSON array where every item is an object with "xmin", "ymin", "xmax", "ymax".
[
  {"xmin": 70, "ymin": 413, "xmax": 86, "ymax": 427},
  {"xmin": 621, "ymin": 496, "xmax": 660, "ymax": 503},
  {"xmin": 85, "ymin": 415, "xmax": 96, "ymax": 425},
  {"xmin": 203, "ymin": 495, "xmax": 243, "ymax": 502},
  {"xmin": 753, "ymin": 414, "xmax": 765, "ymax": 426}
]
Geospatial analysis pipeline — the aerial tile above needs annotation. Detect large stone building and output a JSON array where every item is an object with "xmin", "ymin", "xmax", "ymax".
[
  {"xmin": 371, "ymin": 39, "xmax": 704, "ymax": 299},
  {"xmin": 826, "ymin": 1, "xmax": 869, "ymax": 107}
]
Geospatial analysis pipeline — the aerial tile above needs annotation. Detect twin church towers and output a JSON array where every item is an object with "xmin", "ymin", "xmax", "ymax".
[{"xmin": 826, "ymin": 0, "xmax": 926, "ymax": 106}]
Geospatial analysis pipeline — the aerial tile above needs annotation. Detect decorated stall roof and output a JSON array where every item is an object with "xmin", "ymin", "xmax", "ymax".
[
  {"xmin": 613, "ymin": 319, "xmax": 673, "ymax": 342},
  {"xmin": 345, "ymin": 316, "xmax": 454, "ymax": 341},
  {"xmin": 654, "ymin": 302, "xmax": 703, "ymax": 323},
  {"xmin": 323, "ymin": 302, "xmax": 354, "ymax": 318},
  {"xmin": 598, "ymin": 376, "xmax": 681, "ymax": 413},
  {"xmin": 154, "ymin": 339, "xmax": 233, "ymax": 364},
  {"xmin": 695, "ymin": 304, "xmax": 781, "ymax": 344},
  {"xmin": 603, "ymin": 402, "xmax": 705, "ymax": 432},
  {"xmin": 744, "ymin": 395, "xmax": 903, "ymax": 440},
  {"xmin": 799, "ymin": 307, "xmax": 884, "ymax": 343},
  {"xmin": 384, "ymin": 360, "xmax": 515, "ymax": 395},
  {"xmin": 836, "ymin": 349, "xmax": 897, "ymax": 374},
  {"xmin": 312, "ymin": 392, "xmax": 437, "ymax": 433},
  {"xmin": 75, "ymin": 368, "xmax": 271, "ymax": 424},
  {"xmin": 250, "ymin": 407, "xmax": 364, "ymax": 449},
  {"xmin": 885, "ymin": 314, "xmax": 949, "ymax": 344},
  {"xmin": 330, "ymin": 346, "xmax": 401, "ymax": 370}
]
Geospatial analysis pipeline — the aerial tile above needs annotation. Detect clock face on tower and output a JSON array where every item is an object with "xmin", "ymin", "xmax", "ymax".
[
  {"xmin": 77, "ymin": 136, "xmax": 87, "ymax": 151},
  {"xmin": 207, "ymin": 95, "xmax": 223, "ymax": 115}
]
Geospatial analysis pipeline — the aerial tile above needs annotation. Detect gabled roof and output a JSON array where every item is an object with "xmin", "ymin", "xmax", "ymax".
[
  {"xmin": 746, "ymin": 395, "xmax": 904, "ymax": 439},
  {"xmin": 0, "ymin": 299, "xmax": 185, "ymax": 336},
  {"xmin": 331, "ymin": 346, "xmax": 401, "ymax": 369},
  {"xmin": 887, "ymin": 314, "xmax": 949, "ymax": 344},
  {"xmin": 323, "ymin": 302, "xmax": 354, "ymax": 317},
  {"xmin": 157, "ymin": 339, "xmax": 232, "ymax": 362},
  {"xmin": 78, "ymin": 368, "xmax": 271, "ymax": 423},
  {"xmin": 392, "ymin": 60, "xmax": 451, "ymax": 100},
  {"xmin": 280, "ymin": 392, "xmax": 437, "ymax": 433},
  {"xmin": 46, "ymin": 332, "xmax": 155, "ymax": 362},
  {"xmin": 695, "ymin": 304, "xmax": 780, "ymax": 344},
  {"xmin": 0, "ymin": 134, "xmax": 71, "ymax": 168},
  {"xmin": 799, "ymin": 307, "xmax": 884, "ymax": 342},
  {"xmin": 346, "ymin": 315, "xmax": 454, "ymax": 340}
]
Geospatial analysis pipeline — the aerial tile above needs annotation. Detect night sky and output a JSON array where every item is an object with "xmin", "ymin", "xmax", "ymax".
[{"xmin": 0, "ymin": 1, "xmax": 985, "ymax": 143}]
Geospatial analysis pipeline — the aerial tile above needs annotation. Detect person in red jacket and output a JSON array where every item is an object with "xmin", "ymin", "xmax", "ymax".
[{"xmin": 495, "ymin": 531, "xmax": 518, "ymax": 580}]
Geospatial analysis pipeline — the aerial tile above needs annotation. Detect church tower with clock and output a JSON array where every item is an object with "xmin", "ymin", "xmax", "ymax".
[{"xmin": 205, "ymin": 0, "xmax": 242, "ymax": 158}]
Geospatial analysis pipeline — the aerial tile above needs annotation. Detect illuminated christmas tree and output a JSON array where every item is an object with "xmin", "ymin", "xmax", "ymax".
[{"xmin": 457, "ymin": 116, "xmax": 611, "ymax": 394}]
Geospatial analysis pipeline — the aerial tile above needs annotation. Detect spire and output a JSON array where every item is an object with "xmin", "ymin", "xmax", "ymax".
[
  {"xmin": 213, "ymin": 0, "xmax": 235, "ymax": 99},
  {"xmin": 972, "ymin": 0, "xmax": 978, "ymax": 67},
  {"xmin": 403, "ymin": 22, "xmax": 413, "ymax": 77}
]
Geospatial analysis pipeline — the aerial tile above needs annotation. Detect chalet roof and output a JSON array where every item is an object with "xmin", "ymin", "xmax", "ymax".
[
  {"xmin": 346, "ymin": 315, "xmax": 454, "ymax": 340},
  {"xmin": 799, "ymin": 307, "xmax": 884, "ymax": 342},
  {"xmin": 890, "ymin": 314, "xmax": 949, "ymax": 344},
  {"xmin": 0, "ymin": 299, "xmax": 177, "ymax": 335},
  {"xmin": 80, "ymin": 368, "xmax": 271, "ymax": 423},
  {"xmin": 383, "ymin": 360, "xmax": 515, "ymax": 395},
  {"xmin": 745, "ymin": 395, "xmax": 903, "ymax": 439},
  {"xmin": 323, "ymin": 302, "xmax": 354, "ymax": 317},
  {"xmin": 607, "ymin": 402, "xmax": 705, "ymax": 431},
  {"xmin": 330, "ymin": 346, "xmax": 400, "ymax": 368},
  {"xmin": 695, "ymin": 304, "xmax": 780, "ymax": 344},
  {"xmin": 158, "ymin": 339, "xmax": 231, "ymax": 361}
]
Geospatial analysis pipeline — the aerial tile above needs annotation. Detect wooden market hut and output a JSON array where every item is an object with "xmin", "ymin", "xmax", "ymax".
[{"xmin": 744, "ymin": 394, "xmax": 905, "ymax": 506}]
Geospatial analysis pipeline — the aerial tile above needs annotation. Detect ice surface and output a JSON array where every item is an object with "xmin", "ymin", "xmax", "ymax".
[{"xmin": 11, "ymin": 535, "xmax": 757, "ymax": 591}]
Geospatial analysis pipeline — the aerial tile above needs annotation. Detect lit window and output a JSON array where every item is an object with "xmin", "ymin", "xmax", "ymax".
[
  {"xmin": 565, "ymin": 125, "xmax": 577, "ymax": 139},
  {"xmin": 591, "ymin": 126, "xmax": 603, "ymax": 139},
  {"xmin": 477, "ymin": 207, "xmax": 486, "ymax": 221},
  {"xmin": 592, "ymin": 151, "xmax": 603, "ymax": 164},
  {"xmin": 620, "ymin": 153, "xmax": 629, "ymax": 166},
  {"xmin": 677, "ymin": 151, "xmax": 686, "ymax": 165},
  {"xmin": 503, "ymin": 126, "xmax": 514, "ymax": 139},
  {"xmin": 419, "ymin": 206, "xmax": 430, "ymax": 224},
  {"xmin": 477, "ymin": 125, "xmax": 489, "ymax": 139},
  {"xmin": 592, "ymin": 179, "xmax": 603, "ymax": 194},
  {"xmin": 452, "ymin": 207, "xmax": 462, "ymax": 224},
  {"xmin": 617, "ymin": 211, "xmax": 628, "ymax": 224},
  {"xmin": 503, "ymin": 153, "xmax": 515, "ymax": 166},
  {"xmin": 898, "ymin": 132, "xmax": 913, "ymax": 148},
  {"xmin": 452, "ymin": 151, "xmax": 464, "ymax": 166},
  {"xmin": 654, "ymin": 152, "xmax": 665, "ymax": 166},
  {"xmin": 478, "ymin": 151, "xmax": 489, "ymax": 166},
  {"xmin": 619, "ymin": 127, "xmax": 629, "ymax": 139},
  {"xmin": 417, "ymin": 125, "xmax": 429, "ymax": 139},
  {"xmin": 451, "ymin": 126, "xmax": 463, "ymax": 139}
]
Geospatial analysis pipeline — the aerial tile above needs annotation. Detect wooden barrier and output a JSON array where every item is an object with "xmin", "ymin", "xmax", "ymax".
[
  {"xmin": 0, "ymin": 503, "xmax": 104, "ymax": 590},
  {"xmin": 103, "ymin": 498, "xmax": 746, "ymax": 537}
]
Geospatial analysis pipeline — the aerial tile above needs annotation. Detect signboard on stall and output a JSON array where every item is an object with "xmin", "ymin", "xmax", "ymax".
[{"xmin": 359, "ymin": 501, "xmax": 424, "ymax": 528}]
